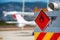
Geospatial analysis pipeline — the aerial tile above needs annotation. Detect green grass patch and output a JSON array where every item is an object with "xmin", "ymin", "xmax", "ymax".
[{"xmin": 0, "ymin": 20, "xmax": 15, "ymax": 26}]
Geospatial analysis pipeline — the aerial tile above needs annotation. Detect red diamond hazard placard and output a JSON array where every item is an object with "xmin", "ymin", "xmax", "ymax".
[{"xmin": 35, "ymin": 10, "xmax": 50, "ymax": 31}]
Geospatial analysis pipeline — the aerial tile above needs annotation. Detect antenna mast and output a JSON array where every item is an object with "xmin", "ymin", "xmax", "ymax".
[{"xmin": 22, "ymin": 0, "xmax": 25, "ymax": 12}]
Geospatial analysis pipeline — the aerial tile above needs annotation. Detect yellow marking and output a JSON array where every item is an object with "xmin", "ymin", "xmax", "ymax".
[
  {"xmin": 34, "ymin": 32, "xmax": 40, "ymax": 40},
  {"xmin": 42, "ymin": 32, "xmax": 54, "ymax": 40},
  {"xmin": 57, "ymin": 36, "xmax": 60, "ymax": 40}
]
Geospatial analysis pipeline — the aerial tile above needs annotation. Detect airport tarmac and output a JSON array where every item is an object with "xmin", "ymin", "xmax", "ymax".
[
  {"xmin": 0, "ymin": 30, "xmax": 34, "ymax": 40},
  {"xmin": 0, "ymin": 25, "xmax": 35, "ymax": 31},
  {"xmin": 0, "ymin": 25, "xmax": 35, "ymax": 40}
]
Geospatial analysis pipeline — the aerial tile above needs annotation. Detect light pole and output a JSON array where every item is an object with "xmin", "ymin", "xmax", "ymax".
[{"xmin": 22, "ymin": 0, "xmax": 25, "ymax": 12}]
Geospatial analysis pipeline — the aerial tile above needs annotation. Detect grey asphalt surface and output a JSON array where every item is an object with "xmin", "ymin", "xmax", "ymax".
[{"xmin": 0, "ymin": 30, "xmax": 34, "ymax": 40}]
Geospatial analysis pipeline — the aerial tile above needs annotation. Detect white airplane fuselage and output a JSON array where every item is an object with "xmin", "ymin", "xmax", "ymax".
[{"xmin": 3, "ymin": 11, "xmax": 36, "ymax": 27}]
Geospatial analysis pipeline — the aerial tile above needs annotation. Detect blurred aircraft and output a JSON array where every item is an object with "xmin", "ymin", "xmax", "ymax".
[{"xmin": 3, "ymin": 11, "xmax": 36, "ymax": 27}]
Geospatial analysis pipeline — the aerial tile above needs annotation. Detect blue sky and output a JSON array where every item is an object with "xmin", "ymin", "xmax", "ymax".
[{"xmin": 0, "ymin": 0, "xmax": 47, "ymax": 3}]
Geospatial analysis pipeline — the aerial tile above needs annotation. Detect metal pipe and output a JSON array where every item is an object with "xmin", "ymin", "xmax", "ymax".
[{"xmin": 47, "ymin": 2, "xmax": 60, "ymax": 11}]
